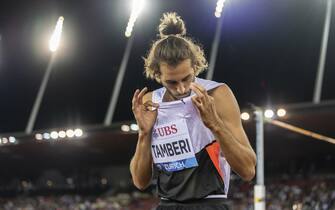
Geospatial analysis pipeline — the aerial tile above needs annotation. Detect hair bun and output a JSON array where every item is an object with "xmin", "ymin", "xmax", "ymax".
[{"xmin": 158, "ymin": 12, "xmax": 186, "ymax": 38}]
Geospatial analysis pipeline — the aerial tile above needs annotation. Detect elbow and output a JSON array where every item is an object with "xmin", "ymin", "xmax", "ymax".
[
  {"xmin": 131, "ymin": 170, "xmax": 151, "ymax": 190},
  {"xmin": 241, "ymin": 167, "xmax": 256, "ymax": 181},
  {"xmin": 242, "ymin": 152, "xmax": 257, "ymax": 181},
  {"xmin": 132, "ymin": 178, "xmax": 150, "ymax": 191},
  {"xmin": 130, "ymin": 162, "xmax": 152, "ymax": 190},
  {"xmin": 234, "ymin": 165, "xmax": 255, "ymax": 181},
  {"xmin": 240, "ymin": 156, "xmax": 257, "ymax": 181}
]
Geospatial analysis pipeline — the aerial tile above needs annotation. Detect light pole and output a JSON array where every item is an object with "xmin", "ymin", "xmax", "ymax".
[
  {"xmin": 104, "ymin": 0, "xmax": 145, "ymax": 126},
  {"xmin": 242, "ymin": 107, "xmax": 286, "ymax": 210},
  {"xmin": 254, "ymin": 108, "xmax": 266, "ymax": 210},
  {"xmin": 207, "ymin": 0, "xmax": 226, "ymax": 80},
  {"xmin": 25, "ymin": 16, "xmax": 64, "ymax": 134},
  {"xmin": 313, "ymin": 0, "xmax": 332, "ymax": 103}
]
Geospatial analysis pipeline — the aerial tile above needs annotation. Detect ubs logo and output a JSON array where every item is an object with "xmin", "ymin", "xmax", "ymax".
[{"xmin": 153, "ymin": 124, "xmax": 178, "ymax": 138}]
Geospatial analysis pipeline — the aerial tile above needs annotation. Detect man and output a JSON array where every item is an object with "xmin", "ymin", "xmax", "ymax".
[{"xmin": 130, "ymin": 12, "xmax": 256, "ymax": 209}]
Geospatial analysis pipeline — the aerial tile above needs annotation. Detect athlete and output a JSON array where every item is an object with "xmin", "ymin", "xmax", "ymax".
[{"xmin": 130, "ymin": 12, "xmax": 256, "ymax": 209}]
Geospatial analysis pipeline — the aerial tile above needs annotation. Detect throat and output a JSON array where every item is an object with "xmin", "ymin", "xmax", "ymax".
[
  {"xmin": 162, "ymin": 89, "xmax": 190, "ymax": 102},
  {"xmin": 162, "ymin": 91, "xmax": 177, "ymax": 102}
]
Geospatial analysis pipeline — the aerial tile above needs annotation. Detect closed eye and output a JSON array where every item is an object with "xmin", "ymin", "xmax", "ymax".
[
  {"xmin": 182, "ymin": 75, "xmax": 192, "ymax": 82},
  {"xmin": 166, "ymin": 81, "xmax": 178, "ymax": 85},
  {"xmin": 165, "ymin": 74, "xmax": 193, "ymax": 84}
]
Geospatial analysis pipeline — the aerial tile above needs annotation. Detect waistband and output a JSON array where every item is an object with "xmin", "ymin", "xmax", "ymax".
[{"xmin": 159, "ymin": 195, "xmax": 228, "ymax": 206}]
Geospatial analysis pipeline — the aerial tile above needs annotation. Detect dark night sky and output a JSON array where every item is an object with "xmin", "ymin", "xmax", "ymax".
[{"xmin": 0, "ymin": 0, "xmax": 334, "ymax": 133}]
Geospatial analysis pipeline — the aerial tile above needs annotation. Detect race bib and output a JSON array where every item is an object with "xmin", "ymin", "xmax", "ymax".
[{"xmin": 151, "ymin": 119, "xmax": 198, "ymax": 172}]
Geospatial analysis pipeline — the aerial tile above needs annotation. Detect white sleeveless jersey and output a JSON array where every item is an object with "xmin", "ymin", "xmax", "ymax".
[{"xmin": 151, "ymin": 77, "xmax": 231, "ymax": 201}]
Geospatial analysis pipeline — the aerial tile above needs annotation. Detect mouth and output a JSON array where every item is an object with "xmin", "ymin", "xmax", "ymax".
[{"xmin": 175, "ymin": 92, "xmax": 191, "ymax": 99}]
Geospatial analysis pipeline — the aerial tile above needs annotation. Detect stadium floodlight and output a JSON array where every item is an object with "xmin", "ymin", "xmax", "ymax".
[
  {"xmin": 35, "ymin": 133, "xmax": 43, "ymax": 140},
  {"xmin": 0, "ymin": 138, "xmax": 2, "ymax": 144},
  {"xmin": 125, "ymin": 30, "xmax": 132, "ymax": 37},
  {"xmin": 2, "ymin": 138, "xmax": 8, "ymax": 144},
  {"xmin": 121, "ymin": 124, "xmax": 130, "ymax": 132},
  {"xmin": 214, "ymin": 11, "xmax": 221, "ymax": 18},
  {"xmin": 58, "ymin": 130, "xmax": 66, "ymax": 138},
  {"xmin": 215, "ymin": 0, "xmax": 226, "ymax": 18},
  {"xmin": 124, "ymin": 0, "xmax": 146, "ymax": 37},
  {"xmin": 21, "ymin": 181, "xmax": 28, "ymax": 188},
  {"xmin": 8, "ymin": 136, "xmax": 16, "ymax": 143},
  {"xmin": 241, "ymin": 112, "xmax": 250, "ymax": 121},
  {"xmin": 101, "ymin": 178, "xmax": 108, "ymax": 185},
  {"xmin": 293, "ymin": 203, "xmax": 303, "ymax": 210},
  {"xmin": 277, "ymin": 108, "xmax": 286, "ymax": 117},
  {"xmin": 46, "ymin": 180, "xmax": 53, "ymax": 187},
  {"xmin": 66, "ymin": 129, "xmax": 75, "ymax": 138},
  {"xmin": 130, "ymin": 123, "xmax": 139, "ymax": 131},
  {"xmin": 43, "ymin": 133, "xmax": 50, "ymax": 140},
  {"xmin": 66, "ymin": 178, "xmax": 73, "ymax": 185},
  {"xmin": 49, "ymin": 16, "xmax": 64, "ymax": 52},
  {"xmin": 74, "ymin": 128, "xmax": 83, "ymax": 137},
  {"xmin": 50, "ymin": 131, "xmax": 59, "ymax": 139},
  {"xmin": 264, "ymin": 109, "xmax": 274, "ymax": 119}
]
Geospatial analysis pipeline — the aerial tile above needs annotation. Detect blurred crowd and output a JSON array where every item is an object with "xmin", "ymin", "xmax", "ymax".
[
  {"xmin": 0, "ymin": 174, "xmax": 334, "ymax": 210},
  {"xmin": 1, "ymin": 192, "xmax": 158, "ymax": 210},
  {"xmin": 230, "ymin": 174, "xmax": 335, "ymax": 210}
]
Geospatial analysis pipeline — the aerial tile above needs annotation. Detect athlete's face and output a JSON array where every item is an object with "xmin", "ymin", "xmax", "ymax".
[{"xmin": 159, "ymin": 59, "xmax": 195, "ymax": 100}]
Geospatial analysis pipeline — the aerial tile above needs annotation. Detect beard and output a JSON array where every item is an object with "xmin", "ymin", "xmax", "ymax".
[{"xmin": 167, "ymin": 89, "xmax": 191, "ymax": 100}]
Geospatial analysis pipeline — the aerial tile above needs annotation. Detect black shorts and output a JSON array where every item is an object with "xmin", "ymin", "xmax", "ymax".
[{"xmin": 156, "ymin": 198, "xmax": 230, "ymax": 210}]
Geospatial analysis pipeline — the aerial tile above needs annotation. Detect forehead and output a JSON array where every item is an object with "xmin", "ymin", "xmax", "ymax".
[{"xmin": 159, "ymin": 59, "xmax": 193, "ymax": 80}]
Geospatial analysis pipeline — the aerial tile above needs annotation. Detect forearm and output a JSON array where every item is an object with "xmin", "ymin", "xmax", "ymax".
[
  {"xmin": 130, "ymin": 133, "xmax": 153, "ymax": 190},
  {"xmin": 210, "ymin": 119, "xmax": 256, "ymax": 181}
]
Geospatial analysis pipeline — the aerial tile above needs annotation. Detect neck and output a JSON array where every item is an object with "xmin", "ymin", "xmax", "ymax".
[
  {"xmin": 163, "ymin": 89, "xmax": 190, "ymax": 102},
  {"xmin": 163, "ymin": 90, "xmax": 177, "ymax": 102}
]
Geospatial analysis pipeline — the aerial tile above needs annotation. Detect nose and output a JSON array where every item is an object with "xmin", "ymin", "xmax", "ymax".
[{"xmin": 176, "ymin": 83, "xmax": 186, "ymax": 95}]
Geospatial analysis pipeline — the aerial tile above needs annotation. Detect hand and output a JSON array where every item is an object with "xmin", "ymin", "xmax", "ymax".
[
  {"xmin": 190, "ymin": 83, "xmax": 221, "ymax": 130},
  {"xmin": 132, "ymin": 87, "xmax": 159, "ymax": 135}
]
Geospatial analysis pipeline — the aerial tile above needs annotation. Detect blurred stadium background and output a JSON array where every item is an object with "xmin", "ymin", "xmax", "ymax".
[{"xmin": 0, "ymin": 0, "xmax": 334, "ymax": 209}]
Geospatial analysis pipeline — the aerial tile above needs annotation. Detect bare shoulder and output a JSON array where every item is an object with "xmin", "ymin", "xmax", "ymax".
[
  {"xmin": 209, "ymin": 83, "xmax": 234, "ymax": 99},
  {"xmin": 210, "ymin": 84, "xmax": 241, "ymax": 120},
  {"xmin": 142, "ymin": 91, "xmax": 153, "ymax": 104}
]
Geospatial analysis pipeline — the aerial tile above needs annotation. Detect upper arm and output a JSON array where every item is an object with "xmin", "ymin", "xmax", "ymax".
[{"xmin": 211, "ymin": 84, "xmax": 252, "ymax": 148}]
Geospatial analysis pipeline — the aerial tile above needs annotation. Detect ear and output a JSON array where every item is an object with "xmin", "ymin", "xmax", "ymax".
[
  {"xmin": 154, "ymin": 72, "xmax": 162, "ymax": 84},
  {"xmin": 192, "ymin": 66, "xmax": 197, "ymax": 79},
  {"xmin": 191, "ymin": 62, "xmax": 197, "ymax": 75}
]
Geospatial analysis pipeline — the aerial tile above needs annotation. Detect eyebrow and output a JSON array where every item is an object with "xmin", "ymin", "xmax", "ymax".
[{"xmin": 165, "ymin": 74, "xmax": 192, "ymax": 83}]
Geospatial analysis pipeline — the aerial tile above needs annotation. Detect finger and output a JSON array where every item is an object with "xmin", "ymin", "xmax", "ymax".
[
  {"xmin": 137, "ymin": 87, "xmax": 148, "ymax": 104},
  {"xmin": 208, "ymin": 95, "xmax": 215, "ymax": 103},
  {"xmin": 144, "ymin": 101, "xmax": 159, "ymax": 111},
  {"xmin": 144, "ymin": 101, "xmax": 159, "ymax": 107},
  {"xmin": 145, "ymin": 107, "xmax": 159, "ymax": 112},
  {"xmin": 132, "ymin": 89, "xmax": 140, "ymax": 107},
  {"xmin": 191, "ymin": 83, "xmax": 207, "ymax": 95},
  {"xmin": 190, "ymin": 84, "xmax": 206, "ymax": 102},
  {"xmin": 137, "ymin": 87, "xmax": 148, "ymax": 99},
  {"xmin": 191, "ymin": 96, "xmax": 204, "ymax": 112}
]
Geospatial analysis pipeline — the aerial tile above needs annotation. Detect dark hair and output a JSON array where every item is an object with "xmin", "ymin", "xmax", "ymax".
[{"xmin": 144, "ymin": 12, "xmax": 208, "ymax": 82}]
